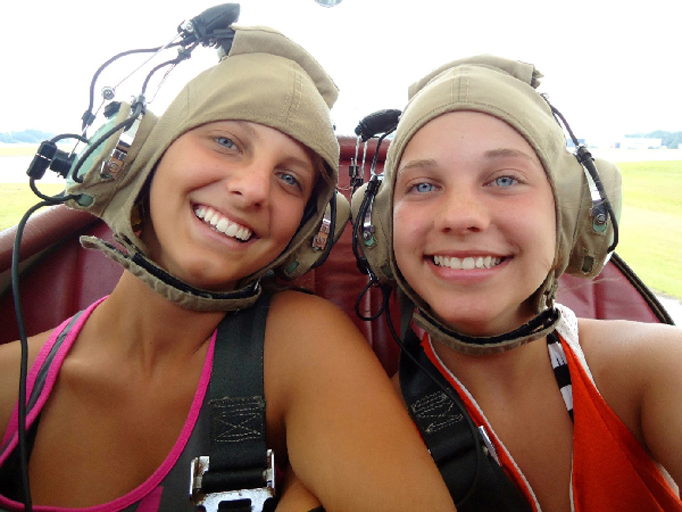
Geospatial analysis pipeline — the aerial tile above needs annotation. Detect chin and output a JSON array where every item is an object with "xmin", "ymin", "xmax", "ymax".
[
  {"xmin": 431, "ymin": 308, "xmax": 489, "ymax": 335},
  {"xmin": 170, "ymin": 267, "xmax": 236, "ymax": 292}
]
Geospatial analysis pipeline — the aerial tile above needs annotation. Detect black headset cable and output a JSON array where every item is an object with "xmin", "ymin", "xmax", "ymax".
[{"xmin": 11, "ymin": 200, "xmax": 61, "ymax": 512}]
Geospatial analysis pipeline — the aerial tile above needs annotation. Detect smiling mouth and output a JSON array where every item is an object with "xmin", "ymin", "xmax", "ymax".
[
  {"xmin": 193, "ymin": 205, "xmax": 253, "ymax": 242},
  {"xmin": 433, "ymin": 255, "xmax": 504, "ymax": 270}
]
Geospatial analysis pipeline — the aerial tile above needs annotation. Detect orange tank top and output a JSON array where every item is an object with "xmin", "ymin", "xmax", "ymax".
[{"xmin": 422, "ymin": 305, "xmax": 681, "ymax": 511}]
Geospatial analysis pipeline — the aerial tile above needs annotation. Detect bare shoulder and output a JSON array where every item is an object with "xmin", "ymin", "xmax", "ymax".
[
  {"xmin": 267, "ymin": 290, "xmax": 370, "ymax": 351},
  {"xmin": 578, "ymin": 317, "xmax": 682, "ymax": 366},
  {"xmin": 268, "ymin": 289, "xmax": 354, "ymax": 322},
  {"xmin": 0, "ymin": 330, "xmax": 53, "ymax": 435},
  {"xmin": 578, "ymin": 318, "xmax": 682, "ymax": 386},
  {"xmin": 577, "ymin": 318, "xmax": 682, "ymax": 439},
  {"xmin": 264, "ymin": 290, "xmax": 377, "ymax": 408}
]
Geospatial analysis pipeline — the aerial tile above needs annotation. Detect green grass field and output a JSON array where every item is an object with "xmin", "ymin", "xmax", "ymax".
[
  {"xmin": 615, "ymin": 161, "xmax": 682, "ymax": 299},
  {"xmin": 0, "ymin": 183, "xmax": 66, "ymax": 229},
  {"xmin": 0, "ymin": 145, "xmax": 67, "ymax": 229},
  {"xmin": 0, "ymin": 157, "xmax": 680, "ymax": 299}
]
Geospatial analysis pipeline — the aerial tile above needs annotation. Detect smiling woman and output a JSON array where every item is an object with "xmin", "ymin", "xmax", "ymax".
[
  {"xmin": 350, "ymin": 55, "xmax": 682, "ymax": 511},
  {"xmin": 0, "ymin": 23, "xmax": 455, "ymax": 512}
]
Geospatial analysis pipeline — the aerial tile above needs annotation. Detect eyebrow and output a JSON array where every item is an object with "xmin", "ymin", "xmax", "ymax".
[
  {"xmin": 230, "ymin": 120, "xmax": 258, "ymax": 137},
  {"xmin": 484, "ymin": 148, "xmax": 536, "ymax": 162},
  {"xmin": 398, "ymin": 149, "xmax": 537, "ymax": 174},
  {"xmin": 397, "ymin": 158, "xmax": 438, "ymax": 174}
]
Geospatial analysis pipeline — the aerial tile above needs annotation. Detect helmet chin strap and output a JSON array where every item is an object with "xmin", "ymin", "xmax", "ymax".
[
  {"xmin": 412, "ymin": 306, "xmax": 561, "ymax": 356},
  {"xmin": 81, "ymin": 236, "xmax": 263, "ymax": 312}
]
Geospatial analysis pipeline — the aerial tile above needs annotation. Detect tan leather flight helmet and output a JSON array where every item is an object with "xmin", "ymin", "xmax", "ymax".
[{"xmin": 65, "ymin": 25, "xmax": 350, "ymax": 312}]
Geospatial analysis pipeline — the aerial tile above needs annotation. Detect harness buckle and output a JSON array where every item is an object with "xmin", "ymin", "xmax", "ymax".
[{"xmin": 190, "ymin": 450, "xmax": 276, "ymax": 512}]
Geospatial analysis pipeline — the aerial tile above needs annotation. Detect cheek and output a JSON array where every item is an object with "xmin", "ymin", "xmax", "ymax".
[
  {"xmin": 541, "ymin": 191, "xmax": 558, "ymax": 264},
  {"xmin": 392, "ymin": 201, "xmax": 424, "ymax": 269},
  {"xmin": 275, "ymin": 199, "xmax": 307, "ymax": 243},
  {"xmin": 528, "ymin": 193, "xmax": 557, "ymax": 271},
  {"xmin": 542, "ymin": 222, "xmax": 557, "ymax": 271},
  {"xmin": 147, "ymin": 170, "xmax": 173, "ymax": 231},
  {"xmin": 392, "ymin": 202, "xmax": 411, "ymax": 252}
]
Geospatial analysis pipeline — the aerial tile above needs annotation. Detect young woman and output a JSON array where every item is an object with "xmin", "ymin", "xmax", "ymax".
[
  {"xmin": 352, "ymin": 56, "xmax": 682, "ymax": 511},
  {"xmin": 0, "ymin": 26, "xmax": 454, "ymax": 511}
]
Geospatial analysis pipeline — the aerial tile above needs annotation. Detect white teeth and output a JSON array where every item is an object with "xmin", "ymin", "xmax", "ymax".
[
  {"xmin": 433, "ymin": 255, "xmax": 502, "ymax": 270},
  {"xmin": 194, "ymin": 206, "xmax": 253, "ymax": 242},
  {"xmin": 216, "ymin": 218, "xmax": 229, "ymax": 232}
]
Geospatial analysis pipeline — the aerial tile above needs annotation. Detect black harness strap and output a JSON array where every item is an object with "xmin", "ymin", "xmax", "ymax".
[
  {"xmin": 399, "ymin": 329, "xmax": 532, "ymax": 512},
  {"xmin": 196, "ymin": 290, "xmax": 276, "ymax": 512}
]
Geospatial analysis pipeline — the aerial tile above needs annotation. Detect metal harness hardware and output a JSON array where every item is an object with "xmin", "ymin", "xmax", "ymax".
[{"xmin": 190, "ymin": 450, "xmax": 276, "ymax": 511}]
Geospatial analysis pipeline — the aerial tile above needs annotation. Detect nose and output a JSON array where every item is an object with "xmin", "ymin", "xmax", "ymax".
[
  {"xmin": 226, "ymin": 160, "xmax": 272, "ymax": 208},
  {"xmin": 435, "ymin": 187, "xmax": 491, "ymax": 235}
]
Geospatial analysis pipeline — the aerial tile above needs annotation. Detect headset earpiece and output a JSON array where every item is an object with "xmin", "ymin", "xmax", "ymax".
[
  {"xmin": 350, "ymin": 175, "xmax": 394, "ymax": 285},
  {"xmin": 64, "ymin": 102, "xmax": 158, "ymax": 213},
  {"xmin": 568, "ymin": 155, "xmax": 621, "ymax": 277},
  {"xmin": 350, "ymin": 180, "xmax": 375, "ymax": 277},
  {"xmin": 68, "ymin": 102, "xmax": 141, "ymax": 184},
  {"xmin": 279, "ymin": 191, "xmax": 351, "ymax": 279},
  {"xmin": 545, "ymin": 101, "xmax": 622, "ymax": 280}
]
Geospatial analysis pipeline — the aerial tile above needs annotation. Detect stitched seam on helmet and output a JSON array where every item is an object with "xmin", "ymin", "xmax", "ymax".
[{"xmin": 283, "ymin": 63, "xmax": 303, "ymax": 123}]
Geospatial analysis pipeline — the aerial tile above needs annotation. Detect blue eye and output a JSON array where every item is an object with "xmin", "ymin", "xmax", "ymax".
[
  {"xmin": 412, "ymin": 182, "xmax": 436, "ymax": 193},
  {"xmin": 278, "ymin": 172, "xmax": 301, "ymax": 189},
  {"xmin": 215, "ymin": 136, "xmax": 237, "ymax": 150},
  {"xmin": 493, "ymin": 176, "xmax": 518, "ymax": 187}
]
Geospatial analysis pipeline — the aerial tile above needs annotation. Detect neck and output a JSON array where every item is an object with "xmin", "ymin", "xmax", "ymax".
[
  {"xmin": 82, "ymin": 271, "xmax": 225, "ymax": 373},
  {"xmin": 430, "ymin": 333, "xmax": 549, "ymax": 399}
]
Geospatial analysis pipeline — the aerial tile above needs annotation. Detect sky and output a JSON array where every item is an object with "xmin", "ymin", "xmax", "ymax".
[{"xmin": 2, "ymin": 0, "xmax": 681, "ymax": 141}]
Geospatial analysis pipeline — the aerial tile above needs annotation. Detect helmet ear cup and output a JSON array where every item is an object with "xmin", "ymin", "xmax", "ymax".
[
  {"xmin": 350, "ymin": 177, "xmax": 394, "ymax": 284},
  {"xmin": 64, "ymin": 101, "xmax": 158, "ymax": 215},
  {"xmin": 567, "ymin": 157, "xmax": 622, "ymax": 278},
  {"xmin": 279, "ymin": 191, "xmax": 351, "ymax": 279}
]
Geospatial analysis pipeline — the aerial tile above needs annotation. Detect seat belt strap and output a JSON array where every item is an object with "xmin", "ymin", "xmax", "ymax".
[
  {"xmin": 399, "ymin": 328, "xmax": 532, "ymax": 511},
  {"xmin": 190, "ymin": 290, "xmax": 276, "ymax": 512}
]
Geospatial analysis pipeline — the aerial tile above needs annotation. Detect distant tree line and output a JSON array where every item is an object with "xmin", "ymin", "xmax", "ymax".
[
  {"xmin": 626, "ymin": 130, "xmax": 682, "ymax": 149},
  {"xmin": 0, "ymin": 129, "xmax": 54, "ymax": 143},
  {"xmin": 2, "ymin": 128, "xmax": 682, "ymax": 148}
]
